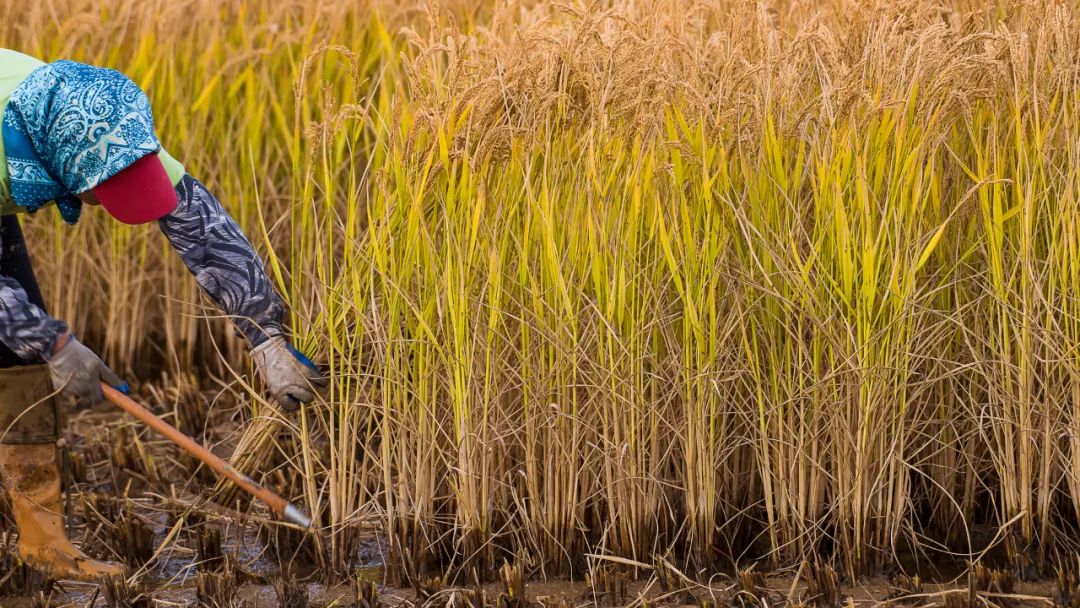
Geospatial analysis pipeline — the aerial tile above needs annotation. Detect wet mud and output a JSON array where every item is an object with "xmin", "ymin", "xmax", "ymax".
[{"xmin": 0, "ymin": 390, "xmax": 1069, "ymax": 608}]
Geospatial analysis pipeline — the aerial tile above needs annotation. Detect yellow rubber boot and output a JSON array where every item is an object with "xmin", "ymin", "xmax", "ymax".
[{"xmin": 0, "ymin": 443, "xmax": 126, "ymax": 581}]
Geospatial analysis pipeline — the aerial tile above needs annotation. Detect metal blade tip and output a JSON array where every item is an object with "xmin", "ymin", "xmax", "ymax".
[{"xmin": 283, "ymin": 503, "xmax": 312, "ymax": 528}]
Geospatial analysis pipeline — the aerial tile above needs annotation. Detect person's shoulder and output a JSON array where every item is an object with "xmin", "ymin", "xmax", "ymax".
[
  {"xmin": 0, "ymin": 50, "xmax": 46, "ymax": 93},
  {"xmin": 1, "ymin": 54, "xmax": 51, "ymax": 101},
  {"xmin": 0, "ymin": 49, "xmax": 44, "ymax": 66}
]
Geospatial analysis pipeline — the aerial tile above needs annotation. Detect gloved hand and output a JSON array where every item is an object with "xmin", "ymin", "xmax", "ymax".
[
  {"xmin": 47, "ymin": 334, "xmax": 127, "ymax": 406},
  {"xmin": 251, "ymin": 337, "xmax": 326, "ymax": 411}
]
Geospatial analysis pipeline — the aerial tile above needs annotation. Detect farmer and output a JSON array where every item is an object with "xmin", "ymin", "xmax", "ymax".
[{"xmin": 0, "ymin": 49, "xmax": 325, "ymax": 580}]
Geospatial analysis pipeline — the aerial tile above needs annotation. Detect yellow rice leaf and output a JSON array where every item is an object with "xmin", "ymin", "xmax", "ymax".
[{"xmin": 915, "ymin": 220, "xmax": 950, "ymax": 273}]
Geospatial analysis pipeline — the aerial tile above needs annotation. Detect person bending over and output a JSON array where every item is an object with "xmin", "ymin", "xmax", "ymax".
[{"xmin": 0, "ymin": 49, "xmax": 325, "ymax": 580}]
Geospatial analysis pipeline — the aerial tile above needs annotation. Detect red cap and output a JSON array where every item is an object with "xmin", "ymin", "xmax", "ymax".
[{"xmin": 92, "ymin": 153, "xmax": 178, "ymax": 225}]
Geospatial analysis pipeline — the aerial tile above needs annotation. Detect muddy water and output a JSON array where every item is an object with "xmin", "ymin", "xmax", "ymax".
[
  {"xmin": 0, "ymin": 393, "xmax": 1062, "ymax": 607},
  {"xmin": 0, "ymin": 568, "xmax": 1063, "ymax": 607},
  {"xmin": 1, "ymin": 564, "xmax": 385, "ymax": 607}
]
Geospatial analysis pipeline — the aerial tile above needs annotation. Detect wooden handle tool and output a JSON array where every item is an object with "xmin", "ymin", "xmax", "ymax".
[{"xmin": 101, "ymin": 382, "xmax": 312, "ymax": 528}]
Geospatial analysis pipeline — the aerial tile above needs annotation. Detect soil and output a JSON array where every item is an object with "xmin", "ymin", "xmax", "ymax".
[
  {"xmin": 0, "ymin": 388, "xmax": 1068, "ymax": 608},
  {"xmin": 0, "ymin": 572, "xmax": 1062, "ymax": 607}
]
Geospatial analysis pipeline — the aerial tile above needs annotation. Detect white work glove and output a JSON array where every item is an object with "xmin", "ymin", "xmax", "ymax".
[
  {"xmin": 251, "ymin": 337, "xmax": 326, "ymax": 411},
  {"xmin": 47, "ymin": 335, "xmax": 128, "ymax": 406}
]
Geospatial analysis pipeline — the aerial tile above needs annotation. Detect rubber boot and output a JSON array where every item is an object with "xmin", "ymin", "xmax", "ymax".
[{"xmin": 0, "ymin": 443, "xmax": 126, "ymax": 581}]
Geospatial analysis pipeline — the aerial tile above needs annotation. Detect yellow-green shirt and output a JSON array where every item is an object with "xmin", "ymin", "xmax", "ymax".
[{"xmin": 0, "ymin": 49, "xmax": 185, "ymax": 215}]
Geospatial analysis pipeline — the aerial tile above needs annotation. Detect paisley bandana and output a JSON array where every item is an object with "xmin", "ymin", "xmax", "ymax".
[{"xmin": 1, "ymin": 60, "xmax": 161, "ymax": 224}]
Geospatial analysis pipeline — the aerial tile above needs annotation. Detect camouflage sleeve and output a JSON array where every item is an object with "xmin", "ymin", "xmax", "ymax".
[
  {"xmin": 0, "ymin": 275, "xmax": 68, "ymax": 361},
  {"xmin": 159, "ymin": 174, "xmax": 286, "ymax": 347}
]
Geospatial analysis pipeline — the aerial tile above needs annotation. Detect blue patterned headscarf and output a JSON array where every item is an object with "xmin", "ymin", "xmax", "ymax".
[{"xmin": 2, "ymin": 60, "xmax": 161, "ymax": 224}]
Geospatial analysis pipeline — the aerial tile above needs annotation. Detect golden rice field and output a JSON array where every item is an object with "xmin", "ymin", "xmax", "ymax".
[{"xmin": 9, "ymin": 0, "xmax": 1080, "ymax": 590}]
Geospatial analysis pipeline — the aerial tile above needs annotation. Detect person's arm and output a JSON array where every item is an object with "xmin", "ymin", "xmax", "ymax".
[
  {"xmin": 0, "ymin": 276, "xmax": 68, "ymax": 361},
  {"xmin": 0, "ymin": 236, "xmax": 123, "ymax": 405},
  {"xmin": 158, "ymin": 174, "xmax": 286, "ymax": 347},
  {"xmin": 159, "ymin": 175, "xmax": 324, "ymax": 409}
]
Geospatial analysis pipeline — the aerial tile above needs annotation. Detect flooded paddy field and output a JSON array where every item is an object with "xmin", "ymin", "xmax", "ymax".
[{"xmin": 0, "ymin": 383, "xmax": 1069, "ymax": 608}]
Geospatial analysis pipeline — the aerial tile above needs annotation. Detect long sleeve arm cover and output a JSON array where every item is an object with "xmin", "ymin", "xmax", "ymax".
[
  {"xmin": 159, "ymin": 174, "xmax": 286, "ymax": 347},
  {"xmin": 0, "ymin": 276, "xmax": 67, "ymax": 361}
]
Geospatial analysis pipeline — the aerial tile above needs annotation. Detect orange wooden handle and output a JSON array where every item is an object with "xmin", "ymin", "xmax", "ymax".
[{"xmin": 100, "ymin": 382, "xmax": 309, "ymax": 526}]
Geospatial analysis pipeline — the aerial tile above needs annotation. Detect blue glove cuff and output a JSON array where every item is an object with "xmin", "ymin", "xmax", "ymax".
[{"xmin": 286, "ymin": 343, "xmax": 318, "ymax": 371}]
